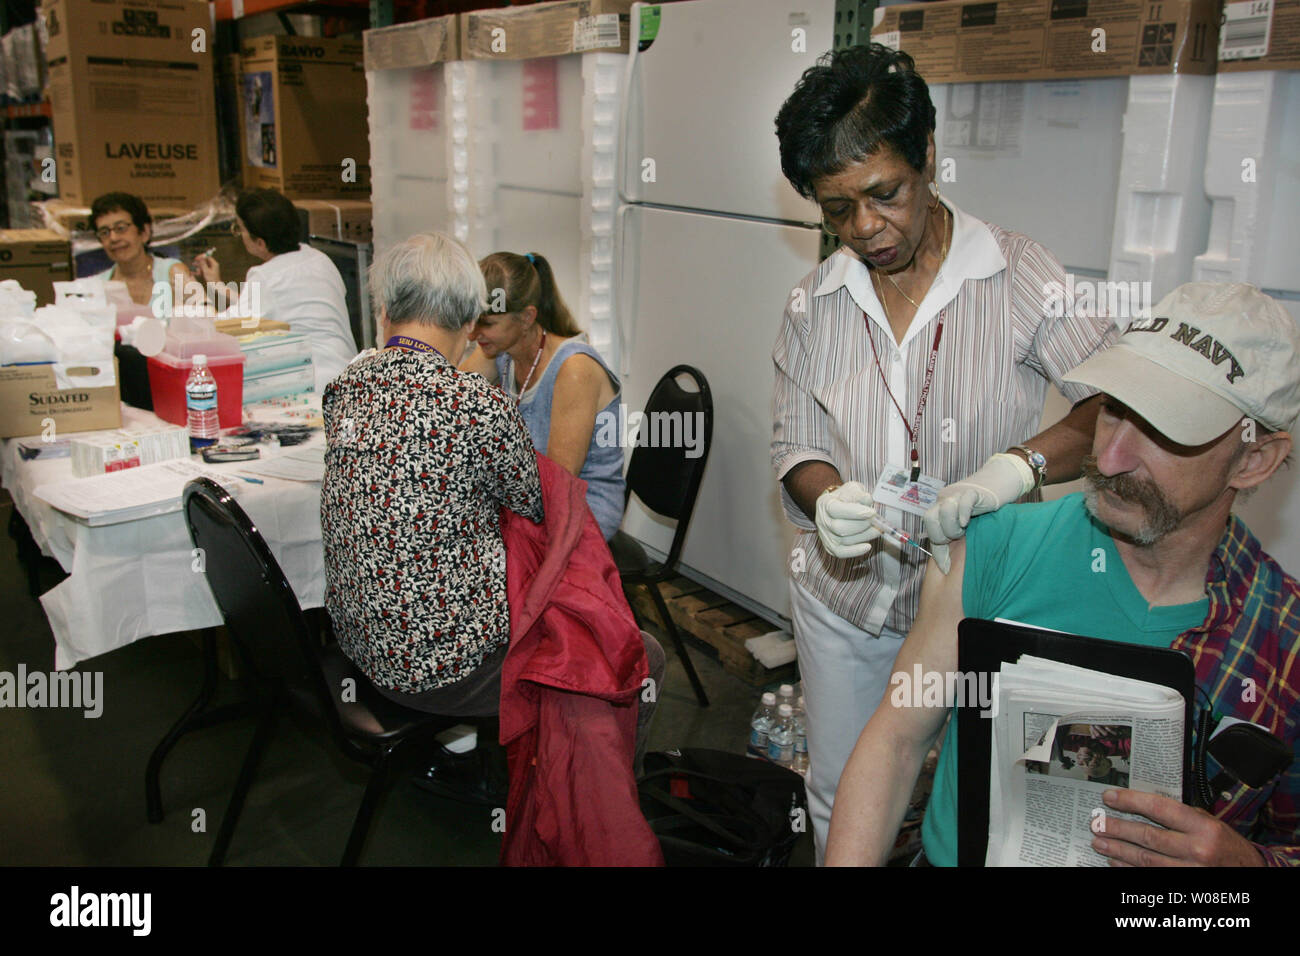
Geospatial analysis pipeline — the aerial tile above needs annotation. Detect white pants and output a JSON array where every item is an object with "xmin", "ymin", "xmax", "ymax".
[{"xmin": 790, "ymin": 577, "xmax": 907, "ymax": 865}]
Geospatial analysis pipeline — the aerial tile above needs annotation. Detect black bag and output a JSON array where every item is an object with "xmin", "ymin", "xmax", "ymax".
[{"xmin": 637, "ymin": 748, "xmax": 807, "ymax": 867}]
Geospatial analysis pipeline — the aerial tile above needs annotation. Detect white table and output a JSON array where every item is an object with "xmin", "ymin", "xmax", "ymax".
[{"xmin": 2, "ymin": 404, "xmax": 326, "ymax": 669}]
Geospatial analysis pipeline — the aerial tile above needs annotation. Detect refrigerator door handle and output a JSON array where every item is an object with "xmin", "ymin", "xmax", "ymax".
[
  {"xmin": 617, "ymin": 3, "xmax": 647, "ymax": 206},
  {"xmin": 614, "ymin": 203, "xmax": 639, "ymax": 381}
]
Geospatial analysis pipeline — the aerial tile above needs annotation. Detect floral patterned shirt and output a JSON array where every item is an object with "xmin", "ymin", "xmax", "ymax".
[{"xmin": 321, "ymin": 346, "xmax": 543, "ymax": 693}]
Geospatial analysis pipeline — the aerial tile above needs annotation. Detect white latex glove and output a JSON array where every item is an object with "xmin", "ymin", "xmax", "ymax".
[
  {"xmin": 815, "ymin": 481, "xmax": 881, "ymax": 559},
  {"xmin": 923, "ymin": 452, "xmax": 1036, "ymax": 574}
]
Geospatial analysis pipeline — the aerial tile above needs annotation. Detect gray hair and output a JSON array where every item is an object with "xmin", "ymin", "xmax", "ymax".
[{"xmin": 370, "ymin": 232, "xmax": 487, "ymax": 331}]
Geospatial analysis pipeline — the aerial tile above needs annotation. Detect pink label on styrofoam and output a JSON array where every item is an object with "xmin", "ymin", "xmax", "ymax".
[
  {"xmin": 522, "ymin": 59, "xmax": 559, "ymax": 132},
  {"xmin": 409, "ymin": 67, "xmax": 440, "ymax": 131}
]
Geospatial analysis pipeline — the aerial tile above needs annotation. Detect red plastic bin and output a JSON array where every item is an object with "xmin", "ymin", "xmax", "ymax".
[{"xmin": 147, "ymin": 352, "xmax": 246, "ymax": 429}]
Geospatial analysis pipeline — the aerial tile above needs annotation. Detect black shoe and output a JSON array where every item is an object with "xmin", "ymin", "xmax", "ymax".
[{"xmin": 411, "ymin": 743, "xmax": 507, "ymax": 808}]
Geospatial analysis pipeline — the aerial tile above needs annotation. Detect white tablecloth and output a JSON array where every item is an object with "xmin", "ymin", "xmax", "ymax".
[{"xmin": 2, "ymin": 405, "xmax": 326, "ymax": 669}]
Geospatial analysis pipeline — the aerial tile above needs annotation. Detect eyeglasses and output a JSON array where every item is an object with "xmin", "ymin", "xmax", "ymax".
[{"xmin": 95, "ymin": 222, "xmax": 135, "ymax": 240}]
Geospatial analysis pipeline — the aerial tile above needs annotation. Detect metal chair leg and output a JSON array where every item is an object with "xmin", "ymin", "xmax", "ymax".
[
  {"xmin": 342, "ymin": 746, "xmax": 397, "ymax": 867},
  {"xmin": 147, "ymin": 627, "xmax": 221, "ymax": 823},
  {"xmin": 647, "ymin": 582, "xmax": 709, "ymax": 707},
  {"xmin": 208, "ymin": 696, "xmax": 279, "ymax": 867}
]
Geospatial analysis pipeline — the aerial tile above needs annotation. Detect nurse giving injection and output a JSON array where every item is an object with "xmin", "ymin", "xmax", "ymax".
[{"xmin": 814, "ymin": 480, "xmax": 935, "ymax": 561}]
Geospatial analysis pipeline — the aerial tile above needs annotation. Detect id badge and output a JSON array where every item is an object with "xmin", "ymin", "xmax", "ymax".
[{"xmin": 871, "ymin": 464, "xmax": 946, "ymax": 518}]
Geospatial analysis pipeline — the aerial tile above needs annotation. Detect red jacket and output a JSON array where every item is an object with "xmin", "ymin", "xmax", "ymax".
[{"xmin": 498, "ymin": 452, "xmax": 664, "ymax": 866}]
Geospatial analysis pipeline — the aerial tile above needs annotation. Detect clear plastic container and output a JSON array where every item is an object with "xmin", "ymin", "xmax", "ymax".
[{"xmin": 164, "ymin": 328, "xmax": 244, "ymax": 361}]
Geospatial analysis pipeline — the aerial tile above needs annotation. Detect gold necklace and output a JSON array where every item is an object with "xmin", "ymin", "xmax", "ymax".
[{"xmin": 880, "ymin": 204, "xmax": 950, "ymax": 310}]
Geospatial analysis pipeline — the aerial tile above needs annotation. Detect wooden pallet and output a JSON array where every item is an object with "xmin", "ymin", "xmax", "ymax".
[{"xmin": 627, "ymin": 576, "xmax": 797, "ymax": 687}]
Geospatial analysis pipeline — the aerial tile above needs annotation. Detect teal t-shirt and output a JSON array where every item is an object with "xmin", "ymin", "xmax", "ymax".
[{"xmin": 920, "ymin": 493, "xmax": 1208, "ymax": 866}]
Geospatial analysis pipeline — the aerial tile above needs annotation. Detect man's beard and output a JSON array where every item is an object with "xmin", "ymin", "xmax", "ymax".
[{"xmin": 1080, "ymin": 455, "xmax": 1182, "ymax": 546}]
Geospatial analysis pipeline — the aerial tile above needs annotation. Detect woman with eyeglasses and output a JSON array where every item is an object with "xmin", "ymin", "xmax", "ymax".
[
  {"xmin": 771, "ymin": 44, "xmax": 1120, "ymax": 863},
  {"xmin": 191, "ymin": 188, "xmax": 357, "ymax": 391},
  {"xmin": 90, "ymin": 192, "xmax": 195, "ymax": 318}
]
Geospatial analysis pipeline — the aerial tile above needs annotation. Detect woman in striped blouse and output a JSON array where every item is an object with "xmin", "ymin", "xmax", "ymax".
[{"xmin": 771, "ymin": 43, "xmax": 1119, "ymax": 862}]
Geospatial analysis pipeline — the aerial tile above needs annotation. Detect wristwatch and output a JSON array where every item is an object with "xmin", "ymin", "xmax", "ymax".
[{"xmin": 1010, "ymin": 444, "xmax": 1047, "ymax": 491}]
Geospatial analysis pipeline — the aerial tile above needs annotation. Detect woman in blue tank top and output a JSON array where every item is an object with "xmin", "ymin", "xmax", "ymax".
[
  {"xmin": 90, "ymin": 192, "xmax": 192, "ymax": 319},
  {"xmin": 460, "ymin": 251, "xmax": 625, "ymax": 541}
]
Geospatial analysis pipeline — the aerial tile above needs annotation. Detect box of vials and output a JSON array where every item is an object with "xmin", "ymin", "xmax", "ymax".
[{"xmin": 70, "ymin": 425, "xmax": 190, "ymax": 478}]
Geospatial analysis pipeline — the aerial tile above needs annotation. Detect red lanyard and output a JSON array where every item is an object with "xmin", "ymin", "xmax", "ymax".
[{"xmin": 865, "ymin": 309, "xmax": 945, "ymax": 482}]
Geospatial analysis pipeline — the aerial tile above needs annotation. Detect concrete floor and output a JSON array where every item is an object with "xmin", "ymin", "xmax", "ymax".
[{"xmin": 0, "ymin": 499, "xmax": 812, "ymax": 867}]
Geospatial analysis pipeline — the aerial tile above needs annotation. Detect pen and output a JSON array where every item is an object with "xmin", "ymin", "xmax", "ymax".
[
  {"xmin": 201, "ymin": 247, "xmax": 216, "ymax": 258},
  {"xmin": 871, "ymin": 516, "xmax": 933, "ymax": 558}
]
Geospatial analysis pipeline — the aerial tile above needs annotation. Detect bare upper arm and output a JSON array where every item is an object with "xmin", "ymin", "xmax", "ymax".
[
  {"xmin": 546, "ymin": 354, "xmax": 608, "ymax": 476},
  {"xmin": 882, "ymin": 536, "xmax": 969, "ymax": 744}
]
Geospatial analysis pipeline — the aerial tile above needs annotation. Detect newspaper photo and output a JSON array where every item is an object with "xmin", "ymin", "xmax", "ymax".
[{"xmin": 985, "ymin": 655, "xmax": 1184, "ymax": 867}]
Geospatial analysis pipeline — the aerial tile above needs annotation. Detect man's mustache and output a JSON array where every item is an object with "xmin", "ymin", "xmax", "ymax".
[{"xmin": 1080, "ymin": 455, "xmax": 1165, "ymax": 508}]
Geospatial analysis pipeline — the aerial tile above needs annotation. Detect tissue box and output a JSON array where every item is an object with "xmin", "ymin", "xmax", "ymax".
[
  {"xmin": 240, "ymin": 331, "xmax": 313, "ymax": 376},
  {"xmin": 70, "ymin": 425, "xmax": 189, "ymax": 477},
  {"xmin": 242, "ymin": 363, "xmax": 314, "ymax": 404},
  {"xmin": 0, "ymin": 358, "xmax": 121, "ymax": 438}
]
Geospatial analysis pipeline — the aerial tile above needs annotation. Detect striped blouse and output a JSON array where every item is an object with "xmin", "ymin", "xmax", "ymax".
[{"xmin": 771, "ymin": 199, "xmax": 1118, "ymax": 635}]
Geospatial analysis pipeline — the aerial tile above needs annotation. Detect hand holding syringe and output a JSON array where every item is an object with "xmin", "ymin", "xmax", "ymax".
[{"xmin": 870, "ymin": 515, "xmax": 934, "ymax": 559}]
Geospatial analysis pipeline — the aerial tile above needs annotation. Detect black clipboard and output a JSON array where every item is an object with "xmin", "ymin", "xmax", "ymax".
[{"xmin": 956, "ymin": 617, "xmax": 1196, "ymax": 867}]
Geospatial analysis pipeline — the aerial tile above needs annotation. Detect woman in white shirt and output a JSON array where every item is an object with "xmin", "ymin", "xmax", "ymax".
[{"xmin": 192, "ymin": 188, "xmax": 357, "ymax": 391}]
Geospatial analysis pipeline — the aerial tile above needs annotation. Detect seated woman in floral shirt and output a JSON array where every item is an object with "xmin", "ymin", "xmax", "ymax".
[{"xmin": 321, "ymin": 231, "xmax": 544, "ymax": 715}]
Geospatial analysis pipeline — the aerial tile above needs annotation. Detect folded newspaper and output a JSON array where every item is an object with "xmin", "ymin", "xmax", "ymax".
[{"xmin": 986, "ymin": 655, "xmax": 1183, "ymax": 867}]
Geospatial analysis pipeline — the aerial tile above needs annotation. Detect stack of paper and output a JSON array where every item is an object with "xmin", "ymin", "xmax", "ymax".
[
  {"xmin": 238, "ymin": 445, "xmax": 325, "ymax": 483},
  {"xmin": 33, "ymin": 459, "xmax": 240, "ymax": 526}
]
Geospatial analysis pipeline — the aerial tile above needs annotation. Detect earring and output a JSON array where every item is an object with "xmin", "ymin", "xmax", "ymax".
[{"xmin": 928, "ymin": 181, "xmax": 940, "ymax": 209}]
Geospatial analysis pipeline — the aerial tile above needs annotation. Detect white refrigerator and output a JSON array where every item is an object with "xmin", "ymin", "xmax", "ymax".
[{"xmin": 616, "ymin": 0, "xmax": 835, "ymax": 625}]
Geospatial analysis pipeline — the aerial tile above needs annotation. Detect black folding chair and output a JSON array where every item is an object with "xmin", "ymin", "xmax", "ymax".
[
  {"xmin": 153, "ymin": 477, "xmax": 460, "ymax": 866},
  {"xmin": 609, "ymin": 365, "xmax": 714, "ymax": 707}
]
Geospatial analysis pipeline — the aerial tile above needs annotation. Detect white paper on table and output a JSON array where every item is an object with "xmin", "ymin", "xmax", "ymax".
[
  {"xmin": 33, "ymin": 458, "xmax": 240, "ymax": 526},
  {"xmin": 238, "ymin": 445, "xmax": 325, "ymax": 483}
]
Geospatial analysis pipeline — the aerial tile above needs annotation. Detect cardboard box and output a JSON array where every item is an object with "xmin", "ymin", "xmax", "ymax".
[
  {"xmin": 215, "ymin": 316, "xmax": 290, "ymax": 338},
  {"xmin": 871, "ymin": 0, "xmax": 1220, "ymax": 83},
  {"xmin": 365, "ymin": 15, "xmax": 460, "ymax": 71},
  {"xmin": 237, "ymin": 35, "xmax": 370, "ymax": 199},
  {"xmin": 38, "ymin": 198, "xmax": 190, "ymax": 236},
  {"xmin": 0, "ymin": 228, "xmax": 73, "ymax": 306},
  {"xmin": 40, "ymin": 0, "xmax": 221, "ymax": 208},
  {"xmin": 0, "ymin": 358, "xmax": 121, "ymax": 438},
  {"xmin": 1219, "ymin": 0, "xmax": 1300, "ymax": 71},
  {"xmin": 293, "ymin": 199, "xmax": 373, "ymax": 244},
  {"xmin": 461, "ymin": 0, "xmax": 636, "ymax": 60}
]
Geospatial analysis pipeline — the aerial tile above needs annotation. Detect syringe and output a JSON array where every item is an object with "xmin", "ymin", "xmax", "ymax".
[{"xmin": 871, "ymin": 516, "xmax": 934, "ymax": 559}]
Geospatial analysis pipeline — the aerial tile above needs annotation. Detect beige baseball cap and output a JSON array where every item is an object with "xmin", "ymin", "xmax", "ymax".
[{"xmin": 1064, "ymin": 282, "xmax": 1300, "ymax": 446}]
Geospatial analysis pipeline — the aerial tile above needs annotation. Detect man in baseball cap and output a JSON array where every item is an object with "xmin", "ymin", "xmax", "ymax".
[{"xmin": 827, "ymin": 282, "xmax": 1300, "ymax": 867}]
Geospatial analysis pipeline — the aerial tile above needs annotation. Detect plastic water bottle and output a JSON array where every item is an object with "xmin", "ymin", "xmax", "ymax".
[
  {"xmin": 767, "ymin": 703, "xmax": 796, "ymax": 767},
  {"xmin": 748, "ymin": 692, "xmax": 778, "ymax": 758},
  {"xmin": 186, "ymin": 354, "xmax": 219, "ymax": 450},
  {"xmin": 791, "ymin": 696, "xmax": 809, "ymax": 776},
  {"xmin": 777, "ymin": 682, "xmax": 796, "ymax": 713}
]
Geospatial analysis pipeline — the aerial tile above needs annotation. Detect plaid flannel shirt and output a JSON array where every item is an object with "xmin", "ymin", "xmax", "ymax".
[{"xmin": 1174, "ymin": 515, "xmax": 1300, "ymax": 866}]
